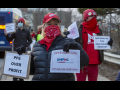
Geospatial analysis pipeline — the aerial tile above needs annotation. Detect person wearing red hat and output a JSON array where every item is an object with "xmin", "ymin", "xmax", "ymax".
[
  {"xmin": 4, "ymin": 18, "xmax": 32, "ymax": 81},
  {"xmin": 29, "ymin": 13, "xmax": 89, "ymax": 81},
  {"xmin": 75, "ymin": 9, "xmax": 113, "ymax": 81}
]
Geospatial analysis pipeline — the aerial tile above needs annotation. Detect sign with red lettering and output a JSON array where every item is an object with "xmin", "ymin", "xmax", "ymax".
[
  {"xmin": 50, "ymin": 49, "xmax": 80, "ymax": 73},
  {"xmin": 2, "ymin": 51, "xmax": 31, "ymax": 79}
]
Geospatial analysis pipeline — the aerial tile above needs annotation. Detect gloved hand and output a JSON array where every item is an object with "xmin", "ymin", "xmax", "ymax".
[
  {"xmin": 16, "ymin": 45, "xmax": 25, "ymax": 55},
  {"xmin": 63, "ymin": 31, "xmax": 70, "ymax": 36},
  {"xmin": 107, "ymin": 38, "xmax": 113, "ymax": 46},
  {"xmin": 63, "ymin": 42, "xmax": 78, "ymax": 52}
]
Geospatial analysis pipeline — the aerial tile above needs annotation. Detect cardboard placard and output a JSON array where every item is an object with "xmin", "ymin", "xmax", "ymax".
[
  {"xmin": 2, "ymin": 51, "xmax": 31, "ymax": 79},
  {"xmin": 5, "ymin": 23, "xmax": 16, "ymax": 34}
]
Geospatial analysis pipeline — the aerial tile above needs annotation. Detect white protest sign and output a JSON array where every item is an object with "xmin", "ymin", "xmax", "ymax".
[
  {"xmin": 5, "ymin": 23, "xmax": 16, "ymax": 34},
  {"xmin": 94, "ymin": 36, "xmax": 111, "ymax": 50},
  {"xmin": 67, "ymin": 21, "xmax": 79, "ymax": 39},
  {"xmin": 50, "ymin": 49, "xmax": 80, "ymax": 73},
  {"xmin": 3, "ymin": 51, "xmax": 31, "ymax": 79}
]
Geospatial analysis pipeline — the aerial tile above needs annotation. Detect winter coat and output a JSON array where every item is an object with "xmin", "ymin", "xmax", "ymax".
[
  {"xmin": 5, "ymin": 28, "xmax": 32, "ymax": 51},
  {"xmin": 75, "ymin": 25, "xmax": 104, "ymax": 63},
  {"xmin": 30, "ymin": 35, "xmax": 89, "ymax": 81}
]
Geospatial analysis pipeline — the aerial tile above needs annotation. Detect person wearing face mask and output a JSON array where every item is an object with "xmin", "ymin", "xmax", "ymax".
[
  {"xmin": 75, "ymin": 9, "xmax": 113, "ymax": 81},
  {"xmin": 34, "ymin": 25, "xmax": 43, "ymax": 41},
  {"xmin": 29, "ymin": 13, "xmax": 89, "ymax": 81},
  {"xmin": 4, "ymin": 18, "xmax": 32, "ymax": 81}
]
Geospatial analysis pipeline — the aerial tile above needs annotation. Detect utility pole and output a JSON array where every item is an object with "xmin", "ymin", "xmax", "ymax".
[{"xmin": 110, "ymin": 13, "xmax": 112, "ymax": 38}]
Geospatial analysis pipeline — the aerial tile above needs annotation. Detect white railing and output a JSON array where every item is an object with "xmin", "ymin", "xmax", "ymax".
[{"xmin": 104, "ymin": 52, "xmax": 120, "ymax": 65}]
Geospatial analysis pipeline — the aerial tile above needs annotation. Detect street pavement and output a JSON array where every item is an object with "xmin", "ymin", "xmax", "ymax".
[
  {"xmin": 0, "ymin": 58, "xmax": 4, "ymax": 70},
  {"xmin": 0, "ymin": 58, "xmax": 4, "ymax": 80},
  {"xmin": 1, "ymin": 73, "xmax": 110, "ymax": 81}
]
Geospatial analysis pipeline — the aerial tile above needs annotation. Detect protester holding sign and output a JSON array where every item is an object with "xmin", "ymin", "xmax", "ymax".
[
  {"xmin": 34, "ymin": 25, "xmax": 43, "ymax": 41},
  {"xmin": 4, "ymin": 18, "xmax": 32, "ymax": 81},
  {"xmin": 30, "ymin": 13, "xmax": 89, "ymax": 81},
  {"xmin": 75, "ymin": 9, "xmax": 113, "ymax": 81}
]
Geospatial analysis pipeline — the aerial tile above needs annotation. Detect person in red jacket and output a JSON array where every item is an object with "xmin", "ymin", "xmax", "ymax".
[{"xmin": 75, "ymin": 9, "xmax": 113, "ymax": 81}]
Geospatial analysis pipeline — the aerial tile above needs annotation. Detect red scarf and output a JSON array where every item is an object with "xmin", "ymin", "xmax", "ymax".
[
  {"xmin": 31, "ymin": 33, "xmax": 36, "ymax": 38},
  {"xmin": 82, "ymin": 17, "xmax": 100, "ymax": 34},
  {"xmin": 37, "ymin": 30, "xmax": 41, "ymax": 34},
  {"xmin": 82, "ymin": 17, "xmax": 101, "ymax": 65},
  {"xmin": 39, "ymin": 25, "xmax": 61, "ymax": 51}
]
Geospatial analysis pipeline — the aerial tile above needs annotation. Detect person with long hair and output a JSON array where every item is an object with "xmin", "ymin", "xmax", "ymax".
[{"xmin": 29, "ymin": 13, "xmax": 89, "ymax": 81}]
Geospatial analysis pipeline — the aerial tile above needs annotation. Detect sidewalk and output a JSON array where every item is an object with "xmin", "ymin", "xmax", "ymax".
[{"xmin": 1, "ymin": 74, "xmax": 111, "ymax": 81}]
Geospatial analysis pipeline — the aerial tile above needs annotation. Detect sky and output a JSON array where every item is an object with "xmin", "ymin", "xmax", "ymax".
[
  {"xmin": 28, "ymin": 8, "xmax": 83, "ymax": 22},
  {"xmin": 57, "ymin": 8, "xmax": 82, "ymax": 22}
]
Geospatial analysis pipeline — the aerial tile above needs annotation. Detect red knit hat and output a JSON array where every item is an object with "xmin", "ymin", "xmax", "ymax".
[
  {"xmin": 43, "ymin": 13, "xmax": 61, "ymax": 24},
  {"xmin": 83, "ymin": 9, "xmax": 97, "ymax": 21},
  {"xmin": 17, "ymin": 18, "xmax": 25, "ymax": 25}
]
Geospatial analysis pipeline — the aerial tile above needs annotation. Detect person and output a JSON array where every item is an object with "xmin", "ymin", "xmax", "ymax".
[
  {"xmin": 29, "ymin": 13, "xmax": 89, "ymax": 81},
  {"xmin": 115, "ymin": 71, "xmax": 120, "ymax": 81},
  {"xmin": 75, "ymin": 9, "xmax": 113, "ymax": 81},
  {"xmin": 4, "ymin": 18, "xmax": 32, "ymax": 81},
  {"xmin": 36, "ymin": 33, "xmax": 43, "ymax": 41},
  {"xmin": 37, "ymin": 25, "xmax": 42, "ymax": 34},
  {"xmin": 34, "ymin": 25, "xmax": 43, "ymax": 41},
  {"xmin": 33, "ymin": 25, "xmax": 43, "ymax": 41},
  {"xmin": 31, "ymin": 30, "xmax": 37, "ymax": 39}
]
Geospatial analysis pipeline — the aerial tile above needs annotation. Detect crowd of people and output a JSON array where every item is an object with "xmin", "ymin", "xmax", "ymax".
[{"xmin": 4, "ymin": 9, "xmax": 120, "ymax": 81}]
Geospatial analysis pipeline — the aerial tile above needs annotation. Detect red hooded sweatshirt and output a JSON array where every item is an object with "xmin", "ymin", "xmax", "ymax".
[{"xmin": 82, "ymin": 17, "xmax": 101, "ymax": 64}]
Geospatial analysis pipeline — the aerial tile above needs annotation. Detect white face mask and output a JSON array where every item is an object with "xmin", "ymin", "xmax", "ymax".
[{"xmin": 18, "ymin": 22, "xmax": 23, "ymax": 28}]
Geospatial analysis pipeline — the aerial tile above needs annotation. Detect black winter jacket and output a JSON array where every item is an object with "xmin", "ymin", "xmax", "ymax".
[
  {"xmin": 5, "ymin": 28, "xmax": 32, "ymax": 51},
  {"xmin": 30, "ymin": 35, "xmax": 89, "ymax": 81},
  {"xmin": 75, "ymin": 25, "xmax": 104, "ymax": 63}
]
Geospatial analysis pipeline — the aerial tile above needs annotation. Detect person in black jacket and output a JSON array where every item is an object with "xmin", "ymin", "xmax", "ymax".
[
  {"xmin": 30, "ymin": 13, "xmax": 89, "ymax": 81},
  {"xmin": 4, "ymin": 18, "xmax": 32, "ymax": 81}
]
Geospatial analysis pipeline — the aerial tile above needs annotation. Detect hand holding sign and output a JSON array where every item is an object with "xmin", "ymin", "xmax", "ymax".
[
  {"xmin": 16, "ymin": 45, "xmax": 26, "ymax": 55},
  {"xmin": 4, "ymin": 29, "xmax": 7, "ymax": 35},
  {"xmin": 107, "ymin": 38, "xmax": 113, "ymax": 46},
  {"xmin": 63, "ymin": 42, "xmax": 78, "ymax": 52},
  {"xmin": 94, "ymin": 36, "xmax": 111, "ymax": 50}
]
